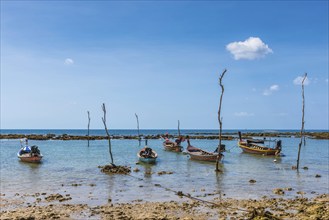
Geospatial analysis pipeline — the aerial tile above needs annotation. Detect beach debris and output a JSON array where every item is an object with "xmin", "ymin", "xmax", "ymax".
[
  {"xmin": 249, "ymin": 179, "xmax": 257, "ymax": 183},
  {"xmin": 248, "ymin": 208, "xmax": 280, "ymax": 220},
  {"xmin": 157, "ymin": 171, "xmax": 173, "ymax": 175},
  {"xmin": 45, "ymin": 193, "xmax": 72, "ymax": 202},
  {"xmin": 303, "ymin": 166, "xmax": 309, "ymax": 170},
  {"xmin": 99, "ymin": 164, "xmax": 131, "ymax": 174},
  {"xmin": 283, "ymin": 187, "xmax": 293, "ymax": 191},
  {"xmin": 315, "ymin": 174, "xmax": 321, "ymax": 178},
  {"xmin": 292, "ymin": 166, "xmax": 297, "ymax": 170},
  {"xmin": 297, "ymin": 191, "xmax": 306, "ymax": 196},
  {"xmin": 133, "ymin": 167, "xmax": 140, "ymax": 172},
  {"xmin": 273, "ymin": 188, "xmax": 285, "ymax": 195},
  {"xmin": 177, "ymin": 191, "xmax": 184, "ymax": 197}
]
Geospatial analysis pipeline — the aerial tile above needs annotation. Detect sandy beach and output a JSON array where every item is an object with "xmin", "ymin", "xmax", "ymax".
[{"xmin": 1, "ymin": 190, "xmax": 328, "ymax": 219}]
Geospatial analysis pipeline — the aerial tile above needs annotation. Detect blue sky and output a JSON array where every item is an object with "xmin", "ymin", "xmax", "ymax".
[{"xmin": 1, "ymin": 1, "xmax": 328, "ymax": 129}]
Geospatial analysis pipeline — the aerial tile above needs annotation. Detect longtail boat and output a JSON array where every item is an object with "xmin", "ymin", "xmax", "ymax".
[
  {"xmin": 137, "ymin": 140, "xmax": 157, "ymax": 164},
  {"xmin": 186, "ymin": 138, "xmax": 223, "ymax": 162},
  {"xmin": 162, "ymin": 135, "xmax": 184, "ymax": 152},
  {"xmin": 238, "ymin": 131, "xmax": 282, "ymax": 156},
  {"xmin": 17, "ymin": 139, "xmax": 43, "ymax": 163}
]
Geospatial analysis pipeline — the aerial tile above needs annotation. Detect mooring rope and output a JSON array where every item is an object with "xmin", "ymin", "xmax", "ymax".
[{"xmin": 125, "ymin": 172, "xmax": 248, "ymax": 212}]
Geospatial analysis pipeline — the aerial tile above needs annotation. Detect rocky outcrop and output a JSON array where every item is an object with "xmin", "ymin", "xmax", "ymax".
[{"xmin": 1, "ymin": 131, "xmax": 328, "ymax": 140}]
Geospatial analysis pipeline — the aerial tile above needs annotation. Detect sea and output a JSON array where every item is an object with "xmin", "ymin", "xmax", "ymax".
[{"xmin": 0, "ymin": 129, "xmax": 328, "ymax": 206}]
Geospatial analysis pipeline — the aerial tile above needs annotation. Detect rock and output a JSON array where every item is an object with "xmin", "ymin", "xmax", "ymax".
[
  {"xmin": 99, "ymin": 164, "xmax": 131, "ymax": 174},
  {"xmin": 45, "ymin": 193, "xmax": 72, "ymax": 202},
  {"xmin": 157, "ymin": 171, "xmax": 173, "ymax": 175},
  {"xmin": 249, "ymin": 179, "xmax": 257, "ymax": 183},
  {"xmin": 284, "ymin": 187, "xmax": 293, "ymax": 191},
  {"xmin": 273, "ymin": 188, "xmax": 285, "ymax": 195}
]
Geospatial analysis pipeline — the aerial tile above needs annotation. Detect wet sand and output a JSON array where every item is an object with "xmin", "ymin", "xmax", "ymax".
[{"xmin": 1, "ymin": 191, "xmax": 328, "ymax": 219}]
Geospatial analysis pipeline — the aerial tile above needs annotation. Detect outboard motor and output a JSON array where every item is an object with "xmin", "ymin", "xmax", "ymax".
[
  {"xmin": 275, "ymin": 140, "xmax": 282, "ymax": 150},
  {"xmin": 214, "ymin": 144, "xmax": 226, "ymax": 153},
  {"xmin": 31, "ymin": 145, "xmax": 40, "ymax": 155}
]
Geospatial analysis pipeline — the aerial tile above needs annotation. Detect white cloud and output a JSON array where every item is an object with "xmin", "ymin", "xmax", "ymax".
[
  {"xmin": 226, "ymin": 37, "xmax": 273, "ymax": 60},
  {"xmin": 263, "ymin": 84, "xmax": 279, "ymax": 96},
  {"xmin": 293, "ymin": 76, "xmax": 310, "ymax": 85},
  {"xmin": 234, "ymin": 112, "xmax": 254, "ymax": 117},
  {"xmin": 65, "ymin": 58, "xmax": 74, "ymax": 65}
]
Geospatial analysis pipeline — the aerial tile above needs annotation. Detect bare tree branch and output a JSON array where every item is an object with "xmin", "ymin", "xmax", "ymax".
[
  {"xmin": 296, "ymin": 73, "xmax": 307, "ymax": 170},
  {"xmin": 216, "ymin": 69, "xmax": 227, "ymax": 172},
  {"xmin": 135, "ymin": 113, "xmax": 141, "ymax": 146},
  {"xmin": 102, "ymin": 103, "xmax": 114, "ymax": 164},
  {"xmin": 87, "ymin": 111, "xmax": 90, "ymax": 147}
]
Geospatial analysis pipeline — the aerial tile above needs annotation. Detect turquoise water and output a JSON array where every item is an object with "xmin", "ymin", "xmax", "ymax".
[{"xmin": 0, "ymin": 131, "xmax": 328, "ymax": 206}]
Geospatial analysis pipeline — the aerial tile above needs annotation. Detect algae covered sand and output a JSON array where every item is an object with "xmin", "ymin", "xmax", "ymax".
[{"xmin": 1, "ymin": 192, "xmax": 328, "ymax": 219}]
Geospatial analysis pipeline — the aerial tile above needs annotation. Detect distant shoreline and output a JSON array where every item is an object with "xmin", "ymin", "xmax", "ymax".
[{"xmin": 1, "ymin": 131, "xmax": 328, "ymax": 140}]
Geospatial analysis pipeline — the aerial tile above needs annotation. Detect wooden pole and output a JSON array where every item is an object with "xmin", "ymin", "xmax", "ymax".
[
  {"xmin": 216, "ymin": 69, "xmax": 227, "ymax": 172},
  {"xmin": 135, "ymin": 113, "xmax": 141, "ymax": 146},
  {"xmin": 87, "ymin": 111, "xmax": 90, "ymax": 147},
  {"xmin": 296, "ymin": 73, "xmax": 307, "ymax": 170},
  {"xmin": 102, "ymin": 103, "xmax": 114, "ymax": 164},
  {"xmin": 178, "ymin": 120, "xmax": 181, "ymax": 137}
]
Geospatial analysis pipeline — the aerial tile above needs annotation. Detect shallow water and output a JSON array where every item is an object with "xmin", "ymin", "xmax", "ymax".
[{"xmin": 0, "ymin": 134, "xmax": 328, "ymax": 206}]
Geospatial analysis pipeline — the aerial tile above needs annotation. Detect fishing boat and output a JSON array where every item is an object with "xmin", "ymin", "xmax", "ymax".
[
  {"xmin": 238, "ymin": 132, "xmax": 282, "ymax": 156},
  {"xmin": 17, "ymin": 139, "xmax": 43, "ymax": 163},
  {"xmin": 163, "ymin": 135, "xmax": 184, "ymax": 152},
  {"xmin": 186, "ymin": 138, "xmax": 223, "ymax": 162},
  {"xmin": 163, "ymin": 141, "xmax": 183, "ymax": 152},
  {"xmin": 137, "ymin": 140, "xmax": 158, "ymax": 164}
]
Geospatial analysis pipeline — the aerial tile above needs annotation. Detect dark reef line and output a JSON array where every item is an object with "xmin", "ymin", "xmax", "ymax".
[{"xmin": 0, "ymin": 132, "xmax": 328, "ymax": 140}]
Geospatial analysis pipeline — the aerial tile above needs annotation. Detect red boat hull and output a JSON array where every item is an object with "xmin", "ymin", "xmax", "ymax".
[{"xmin": 18, "ymin": 154, "xmax": 42, "ymax": 163}]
